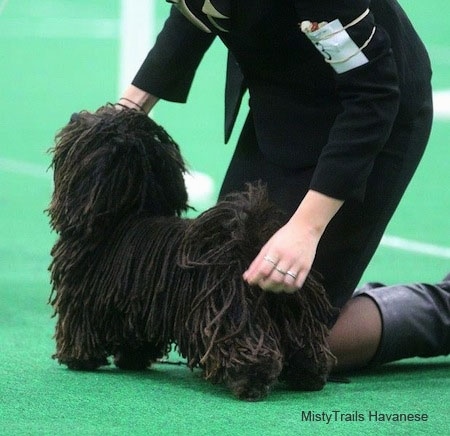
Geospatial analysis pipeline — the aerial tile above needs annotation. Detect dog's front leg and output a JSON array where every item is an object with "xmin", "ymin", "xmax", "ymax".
[
  {"xmin": 53, "ymin": 316, "xmax": 109, "ymax": 371},
  {"xmin": 280, "ymin": 343, "xmax": 335, "ymax": 391}
]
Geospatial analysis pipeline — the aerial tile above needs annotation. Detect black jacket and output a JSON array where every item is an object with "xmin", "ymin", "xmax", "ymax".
[{"xmin": 133, "ymin": 0, "xmax": 432, "ymax": 200}]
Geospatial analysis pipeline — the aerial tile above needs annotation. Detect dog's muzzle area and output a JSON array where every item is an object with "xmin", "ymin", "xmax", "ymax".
[{"xmin": 225, "ymin": 358, "xmax": 283, "ymax": 401}]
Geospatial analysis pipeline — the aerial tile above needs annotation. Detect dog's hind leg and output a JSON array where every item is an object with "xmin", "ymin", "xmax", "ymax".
[
  {"xmin": 53, "ymin": 320, "xmax": 109, "ymax": 371},
  {"xmin": 63, "ymin": 355, "xmax": 109, "ymax": 371},
  {"xmin": 51, "ymin": 296, "xmax": 111, "ymax": 371}
]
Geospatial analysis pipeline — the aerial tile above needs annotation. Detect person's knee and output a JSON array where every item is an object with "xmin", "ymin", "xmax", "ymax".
[{"xmin": 328, "ymin": 296, "xmax": 382, "ymax": 371}]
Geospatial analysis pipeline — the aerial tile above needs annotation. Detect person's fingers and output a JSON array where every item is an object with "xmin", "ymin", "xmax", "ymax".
[
  {"xmin": 251, "ymin": 259, "xmax": 298, "ymax": 293},
  {"xmin": 294, "ymin": 268, "xmax": 309, "ymax": 289},
  {"xmin": 243, "ymin": 252, "xmax": 278, "ymax": 284},
  {"xmin": 258, "ymin": 262, "xmax": 310, "ymax": 293}
]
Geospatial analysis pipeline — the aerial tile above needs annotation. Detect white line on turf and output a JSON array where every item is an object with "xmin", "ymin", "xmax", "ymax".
[{"xmin": 380, "ymin": 235, "xmax": 450, "ymax": 259}]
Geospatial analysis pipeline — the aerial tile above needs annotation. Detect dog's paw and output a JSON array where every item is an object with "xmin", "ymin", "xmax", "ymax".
[
  {"xmin": 282, "ymin": 367, "xmax": 327, "ymax": 391},
  {"xmin": 280, "ymin": 350, "xmax": 332, "ymax": 391},
  {"xmin": 113, "ymin": 344, "xmax": 164, "ymax": 370},
  {"xmin": 113, "ymin": 353, "xmax": 151, "ymax": 371},
  {"xmin": 63, "ymin": 356, "xmax": 109, "ymax": 371}
]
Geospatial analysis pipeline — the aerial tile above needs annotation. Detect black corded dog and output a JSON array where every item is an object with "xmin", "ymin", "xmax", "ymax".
[{"xmin": 48, "ymin": 105, "xmax": 336, "ymax": 400}]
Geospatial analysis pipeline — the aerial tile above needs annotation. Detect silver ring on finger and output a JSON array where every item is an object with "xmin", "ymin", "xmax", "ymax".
[
  {"xmin": 263, "ymin": 255, "xmax": 278, "ymax": 266},
  {"xmin": 286, "ymin": 270, "xmax": 297, "ymax": 279},
  {"xmin": 275, "ymin": 266, "xmax": 287, "ymax": 275}
]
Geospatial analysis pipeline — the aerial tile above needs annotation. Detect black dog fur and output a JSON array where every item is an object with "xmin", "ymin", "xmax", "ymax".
[{"xmin": 48, "ymin": 105, "xmax": 336, "ymax": 400}]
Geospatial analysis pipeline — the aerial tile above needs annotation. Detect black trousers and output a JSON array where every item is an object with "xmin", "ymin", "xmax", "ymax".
[{"xmin": 219, "ymin": 98, "xmax": 433, "ymax": 308}]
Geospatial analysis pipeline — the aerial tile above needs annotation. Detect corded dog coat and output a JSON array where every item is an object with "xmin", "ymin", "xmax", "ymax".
[{"xmin": 48, "ymin": 106, "xmax": 336, "ymax": 400}]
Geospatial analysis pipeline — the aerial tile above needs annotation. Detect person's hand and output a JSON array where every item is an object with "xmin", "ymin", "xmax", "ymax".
[
  {"xmin": 242, "ymin": 221, "xmax": 320, "ymax": 292},
  {"xmin": 243, "ymin": 189, "xmax": 344, "ymax": 293}
]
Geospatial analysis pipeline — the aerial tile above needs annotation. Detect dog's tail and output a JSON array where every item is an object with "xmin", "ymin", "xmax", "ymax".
[{"xmin": 47, "ymin": 105, "xmax": 189, "ymax": 241}]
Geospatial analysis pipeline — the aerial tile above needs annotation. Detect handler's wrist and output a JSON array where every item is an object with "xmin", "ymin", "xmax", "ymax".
[
  {"xmin": 119, "ymin": 85, "xmax": 159, "ymax": 113},
  {"xmin": 290, "ymin": 190, "xmax": 344, "ymax": 238},
  {"xmin": 290, "ymin": 215, "xmax": 325, "ymax": 240},
  {"xmin": 119, "ymin": 97, "xmax": 146, "ymax": 112}
]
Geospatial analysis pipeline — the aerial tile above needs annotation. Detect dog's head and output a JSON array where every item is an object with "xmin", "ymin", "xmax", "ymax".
[{"xmin": 48, "ymin": 105, "xmax": 189, "ymax": 236}]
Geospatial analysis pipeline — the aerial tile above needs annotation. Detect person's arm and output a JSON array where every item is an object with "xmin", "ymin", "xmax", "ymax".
[
  {"xmin": 118, "ymin": 5, "xmax": 215, "ymax": 113},
  {"xmin": 129, "ymin": 6, "xmax": 215, "ymax": 105},
  {"xmin": 295, "ymin": 0, "xmax": 400, "ymax": 201},
  {"xmin": 245, "ymin": 1, "xmax": 401, "ymax": 292}
]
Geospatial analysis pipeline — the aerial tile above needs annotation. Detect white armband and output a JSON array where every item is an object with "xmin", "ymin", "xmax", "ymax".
[{"xmin": 300, "ymin": 9, "xmax": 376, "ymax": 74}]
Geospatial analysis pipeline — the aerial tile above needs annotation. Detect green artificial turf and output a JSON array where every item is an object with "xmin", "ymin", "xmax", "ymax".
[{"xmin": 0, "ymin": 1, "xmax": 448, "ymax": 434}]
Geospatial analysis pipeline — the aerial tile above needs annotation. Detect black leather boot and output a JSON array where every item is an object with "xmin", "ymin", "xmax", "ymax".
[{"xmin": 355, "ymin": 274, "xmax": 450, "ymax": 365}]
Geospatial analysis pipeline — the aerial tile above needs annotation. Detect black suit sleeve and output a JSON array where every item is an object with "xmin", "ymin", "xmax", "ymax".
[
  {"xmin": 295, "ymin": 1, "xmax": 401, "ymax": 200},
  {"xmin": 132, "ymin": 6, "xmax": 216, "ymax": 103}
]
